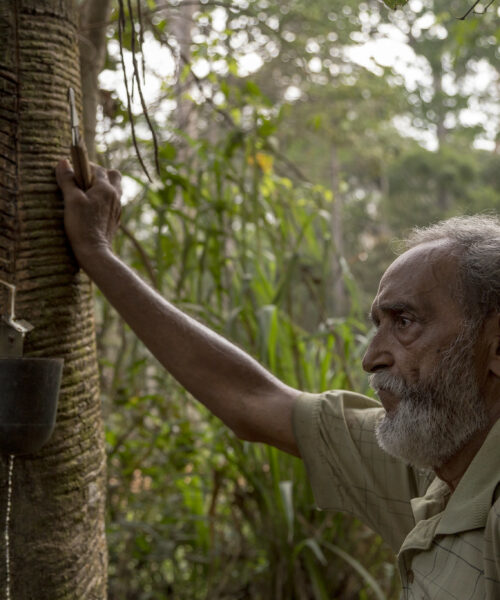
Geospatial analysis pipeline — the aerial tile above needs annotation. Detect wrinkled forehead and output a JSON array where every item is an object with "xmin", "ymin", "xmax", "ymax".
[{"xmin": 374, "ymin": 240, "xmax": 461, "ymax": 310}]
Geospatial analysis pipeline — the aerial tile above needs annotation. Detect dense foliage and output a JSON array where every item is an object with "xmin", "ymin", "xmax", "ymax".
[{"xmin": 88, "ymin": 0, "xmax": 500, "ymax": 597}]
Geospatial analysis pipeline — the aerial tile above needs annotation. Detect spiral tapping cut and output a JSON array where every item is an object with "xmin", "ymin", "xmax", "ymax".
[{"xmin": 4, "ymin": 455, "xmax": 14, "ymax": 600}]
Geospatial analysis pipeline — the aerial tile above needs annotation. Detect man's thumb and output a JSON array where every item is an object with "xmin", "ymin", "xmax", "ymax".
[{"xmin": 55, "ymin": 159, "xmax": 77, "ymax": 192}]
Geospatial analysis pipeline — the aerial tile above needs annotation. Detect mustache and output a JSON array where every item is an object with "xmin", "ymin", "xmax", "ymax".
[{"xmin": 369, "ymin": 371, "xmax": 407, "ymax": 397}]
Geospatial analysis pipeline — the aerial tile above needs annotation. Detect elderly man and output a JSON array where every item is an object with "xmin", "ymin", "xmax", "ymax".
[{"xmin": 56, "ymin": 159, "xmax": 500, "ymax": 599}]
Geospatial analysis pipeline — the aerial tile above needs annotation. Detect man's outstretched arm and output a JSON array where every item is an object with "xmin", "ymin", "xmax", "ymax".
[{"xmin": 56, "ymin": 159, "xmax": 301, "ymax": 456}]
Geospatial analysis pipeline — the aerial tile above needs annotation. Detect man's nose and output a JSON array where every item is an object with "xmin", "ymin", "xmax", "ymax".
[{"xmin": 362, "ymin": 330, "xmax": 394, "ymax": 373}]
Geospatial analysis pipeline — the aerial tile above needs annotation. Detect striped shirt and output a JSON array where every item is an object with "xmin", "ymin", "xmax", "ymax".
[{"xmin": 293, "ymin": 390, "xmax": 500, "ymax": 599}]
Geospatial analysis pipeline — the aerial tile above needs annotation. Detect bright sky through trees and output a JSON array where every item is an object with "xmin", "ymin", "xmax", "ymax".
[{"xmin": 100, "ymin": 2, "xmax": 499, "ymax": 159}]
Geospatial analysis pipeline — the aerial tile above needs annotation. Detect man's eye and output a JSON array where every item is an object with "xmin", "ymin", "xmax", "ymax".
[{"xmin": 396, "ymin": 316, "xmax": 412, "ymax": 328}]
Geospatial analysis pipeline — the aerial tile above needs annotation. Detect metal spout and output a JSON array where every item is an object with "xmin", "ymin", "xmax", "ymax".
[{"xmin": 0, "ymin": 280, "xmax": 33, "ymax": 358}]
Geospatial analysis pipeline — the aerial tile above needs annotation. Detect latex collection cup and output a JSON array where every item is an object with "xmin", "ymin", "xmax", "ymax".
[{"xmin": 0, "ymin": 358, "xmax": 63, "ymax": 455}]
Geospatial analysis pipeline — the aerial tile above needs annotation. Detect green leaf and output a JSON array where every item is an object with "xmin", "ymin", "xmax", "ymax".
[
  {"xmin": 257, "ymin": 118, "xmax": 277, "ymax": 138},
  {"xmin": 160, "ymin": 142, "xmax": 177, "ymax": 161},
  {"xmin": 278, "ymin": 480, "xmax": 294, "ymax": 543},
  {"xmin": 382, "ymin": 0, "xmax": 409, "ymax": 8},
  {"xmin": 322, "ymin": 541, "xmax": 387, "ymax": 600},
  {"xmin": 245, "ymin": 80, "xmax": 262, "ymax": 97},
  {"xmin": 293, "ymin": 538, "xmax": 327, "ymax": 566}
]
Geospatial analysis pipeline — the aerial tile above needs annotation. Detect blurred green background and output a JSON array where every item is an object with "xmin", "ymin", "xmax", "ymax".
[{"xmin": 89, "ymin": 0, "xmax": 500, "ymax": 597}]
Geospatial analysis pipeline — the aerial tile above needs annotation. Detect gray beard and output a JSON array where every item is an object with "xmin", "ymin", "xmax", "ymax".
[{"xmin": 369, "ymin": 326, "xmax": 489, "ymax": 469}]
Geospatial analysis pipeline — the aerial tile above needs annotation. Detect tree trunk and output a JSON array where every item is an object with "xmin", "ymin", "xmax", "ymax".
[
  {"xmin": 170, "ymin": 0, "xmax": 198, "ymax": 157},
  {"xmin": 0, "ymin": 1, "xmax": 107, "ymax": 598},
  {"xmin": 432, "ymin": 68, "xmax": 451, "ymax": 212},
  {"xmin": 433, "ymin": 69, "xmax": 447, "ymax": 150},
  {"xmin": 329, "ymin": 144, "xmax": 346, "ymax": 316},
  {"xmin": 79, "ymin": 0, "xmax": 113, "ymax": 161}
]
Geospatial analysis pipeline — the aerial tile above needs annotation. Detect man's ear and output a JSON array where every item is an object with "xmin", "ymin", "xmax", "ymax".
[{"xmin": 487, "ymin": 313, "xmax": 500, "ymax": 377}]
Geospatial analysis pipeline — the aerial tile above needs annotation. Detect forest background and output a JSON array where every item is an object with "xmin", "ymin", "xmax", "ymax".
[{"xmin": 77, "ymin": 0, "xmax": 500, "ymax": 598}]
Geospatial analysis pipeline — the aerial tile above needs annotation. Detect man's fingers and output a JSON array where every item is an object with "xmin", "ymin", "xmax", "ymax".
[
  {"xmin": 55, "ymin": 159, "xmax": 79, "ymax": 193},
  {"xmin": 107, "ymin": 169, "xmax": 122, "ymax": 196},
  {"xmin": 57, "ymin": 158, "xmax": 123, "ymax": 209},
  {"xmin": 92, "ymin": 163, "xmax": 109, "ymax": 181},
  {"xmin": 107, "ymin": 169, "xmax": 121, "ymax": 186}
]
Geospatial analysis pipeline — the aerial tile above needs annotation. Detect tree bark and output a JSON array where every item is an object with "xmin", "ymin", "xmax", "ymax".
[{"xmin": 0, "ymin": 1, "xmax": 107, "ymax": 598}]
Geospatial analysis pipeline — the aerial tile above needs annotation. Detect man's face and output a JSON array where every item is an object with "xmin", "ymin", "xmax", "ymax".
[{"xmin": 362, "ymin": 241, "xmax": 489, "ymax": 468}]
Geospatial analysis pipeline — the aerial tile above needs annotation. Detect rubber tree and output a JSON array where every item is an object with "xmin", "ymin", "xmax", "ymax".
[{"xmin": 0, "ymin": 1, "xmax": 107, "ymax": 597}]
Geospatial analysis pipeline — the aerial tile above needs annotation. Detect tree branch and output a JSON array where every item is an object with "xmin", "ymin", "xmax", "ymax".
[{"xmin": 458, "ymin": 0, "xmax": 497, "ymax": 19}]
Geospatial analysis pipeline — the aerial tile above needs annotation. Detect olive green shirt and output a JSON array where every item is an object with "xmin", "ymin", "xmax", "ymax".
[{"xmin": 293, "ymin": 390, "xmax": 500, "ymax": 599}]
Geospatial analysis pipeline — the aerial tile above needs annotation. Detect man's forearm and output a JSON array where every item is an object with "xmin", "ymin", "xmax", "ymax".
[
  {"xmin": 82, "ymin": 248, "xmax": 299, "ymax": 452},
  {"xmin": 55, "ymin": 160, "xmax": 299, "ymax": 455}
]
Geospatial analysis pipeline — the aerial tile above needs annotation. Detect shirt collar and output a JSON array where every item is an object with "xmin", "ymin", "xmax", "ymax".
[{"xmin": 436, "ymin": 416, "xmax": 500, "ymax": 535}]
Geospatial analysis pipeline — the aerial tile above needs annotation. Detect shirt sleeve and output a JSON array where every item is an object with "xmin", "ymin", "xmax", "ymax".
[
  {"xmin": 292, "ymin": 390, "xmax": 432, "ymax": 552},
  {"xmin": 484, "ymin": 493, "xmax": 500, "ymax": 598}
]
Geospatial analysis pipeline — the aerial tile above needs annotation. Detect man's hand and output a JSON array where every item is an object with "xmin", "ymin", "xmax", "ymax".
[{"xmin": 56, "ymin": 159, "xmax": 122, "ymax": 268}]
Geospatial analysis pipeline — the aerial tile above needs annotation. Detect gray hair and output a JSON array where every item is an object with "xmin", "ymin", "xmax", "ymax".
[{"xmin": 401, "ymin": 214, "xmax": 500, "ymax": 322}]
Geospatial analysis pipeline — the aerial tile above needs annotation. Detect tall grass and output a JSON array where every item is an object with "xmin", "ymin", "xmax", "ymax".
[{"xmin": 98, "ymin": 134, "xmax": 399, "ymax": 599}]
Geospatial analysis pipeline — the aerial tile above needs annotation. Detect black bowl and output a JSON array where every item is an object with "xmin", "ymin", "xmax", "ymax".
[{"xmin": 0, "ymin": 357, "xmax": 63, "ymax": 455}]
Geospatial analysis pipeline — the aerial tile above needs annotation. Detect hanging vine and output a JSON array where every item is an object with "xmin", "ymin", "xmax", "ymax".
[{"xmin": 116, "ymin": 0, "xmax": 161, "ymax": 181}]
